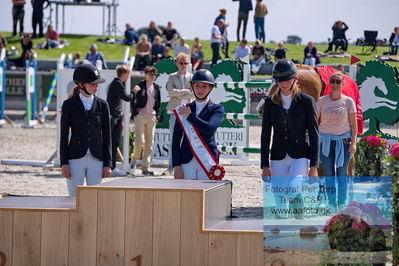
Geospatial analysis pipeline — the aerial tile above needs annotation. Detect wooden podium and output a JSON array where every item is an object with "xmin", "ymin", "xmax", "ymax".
[{"xmin": 0, "ymin": 178, "xmax": 264, "ymax": 266}]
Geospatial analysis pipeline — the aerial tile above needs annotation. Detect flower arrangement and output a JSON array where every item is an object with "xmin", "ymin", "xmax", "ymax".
[
  {"xmin": 323, "ymin": 202, "xmax": 390, "ymax": 252},
  {"xmin": 384, "ymin": 142, "xmax": 399, "ymax": 264},
  {"xmin": 354, "ymin": 135, "xmax": 388, "ymax": 176}
]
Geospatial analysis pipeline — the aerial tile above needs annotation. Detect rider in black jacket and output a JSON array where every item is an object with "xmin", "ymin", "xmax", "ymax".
[
  {"xmin": 261, "ymin": 60, "xmax": 319, "ymax": 178},
  {"xmin": 60, "ymin": 64, "xmax": 112, "ymax": 196}
]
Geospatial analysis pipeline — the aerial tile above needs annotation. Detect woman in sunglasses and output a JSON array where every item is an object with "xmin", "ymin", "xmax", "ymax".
[
  {"xmin": 316, "ymin": 72, "xmax": 357, "ymax": 212},
  {"xmin": 130, "ymin": 66, "xmax": 161, "ymax": 176},
  {"xmin": 165, "ymin": 53, "xmax": 194, "ymax": 173}
]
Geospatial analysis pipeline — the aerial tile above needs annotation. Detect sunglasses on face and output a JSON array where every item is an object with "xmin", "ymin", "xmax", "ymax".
[
  {"xmin": 179, "ymin": 62, "xmax": 189, "ymax": 66},
  {"xmin": 330, "ymin": 79, "xmax": 342, "ymax": 85},
  {"xmin": 146, "ymin": 73, "xmax": 157, "ymax": 76}
]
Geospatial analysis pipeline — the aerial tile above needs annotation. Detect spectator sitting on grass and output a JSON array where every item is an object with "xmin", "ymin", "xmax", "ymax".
[
  {"xmin": 45, "ymin": 24, "xmax": 62, "ymax": 49},
  {"xmin": 8, "ymin": 32, "xmax": 34, "ymax": 67},
  {"xmin": 124, "ymin": 23, "xmax": 139, "ymax": 45},
  {"xmin": 174, "ymin": 38, "xmax": 190, "ymax": 57},
  {"xmin": 389, "ymin": 26, "xmax": 399, "ymax": 55},
  {"xmin": 85, "ymin": 44, "xmax": 107, "ymax": 69},
  {"xmin": 161, "ymin": 46, "xmax": 172, "ymax": 60},
  {"xmin": 235, "ymin": 39, "xmax": 251, "ymax": 64},
  {"xmin": 151, "ymin": 35, "xmax": 164, "ymax": 64},
  {"xmin": 274, "ymin": 42, "xmax": 286, "ymax": 61},
  {"xmin": 147, "ymin": 21, "xmax": 162, "ymax": 44},
  {"xmin": 251, "ymin": 39, "xmax": 265, "ymax": 74},
  {"xmin": 162, "ymin": 21, "xmax": 179, "ymax": 48},
  {"xmin": 191, "ymin": 37, "xmax": 204, "ymax": 70},
  {"xmin": 133, "ymin": 34, "xmax": 152, "ymax": 71},
  {"xmin": 72, "ymin": 52, "xmax": 81, "ymax": 67},
  {"xmin": 303, "ymin": 41, "xmax": 320, "ymax": 66}
]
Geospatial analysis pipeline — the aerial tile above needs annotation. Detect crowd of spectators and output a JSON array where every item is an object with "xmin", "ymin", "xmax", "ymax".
[{"xmin": 4, "ymin": 1, "xmax": 399, "ymax": 75}]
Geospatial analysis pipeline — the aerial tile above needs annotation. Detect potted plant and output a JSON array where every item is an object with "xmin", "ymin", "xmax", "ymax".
[
  {"xmin": 354, "ymin": 135, "xmax": 388, "ymax": 176},
  {"xmin": 323, "ymin": 201, "xmax": 390, "ymax": 252}
]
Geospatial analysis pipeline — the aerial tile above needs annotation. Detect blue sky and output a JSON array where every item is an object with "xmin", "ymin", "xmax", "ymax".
[{"xmin": 0, "ymin": 0, "xmax": 397, "ymax": 44}]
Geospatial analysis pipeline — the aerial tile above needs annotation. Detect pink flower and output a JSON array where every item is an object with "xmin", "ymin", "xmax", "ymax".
[
  {"xmin": 389, "ymin": 143, "xmax": 399, "ymax": 158},
  {"xmin": 351, "ymin": 219, "xmax": 369, "ymax": 232},
  {"xmin": 362, "ymin": 135, "xmax": 388, "ymax": 148}
]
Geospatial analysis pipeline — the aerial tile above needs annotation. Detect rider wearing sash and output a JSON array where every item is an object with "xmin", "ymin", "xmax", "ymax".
[{"xmin": 172, "ymin": 69, "xmax": 225, "ymax": 180}]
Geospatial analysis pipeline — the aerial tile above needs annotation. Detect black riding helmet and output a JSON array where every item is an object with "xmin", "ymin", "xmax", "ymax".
[
  {"xmin": 73, "ymin": 64, "xmax": 106, "ymax": 84},
  {"xmin": 272, "ymin": 59, "xmax": 297, "ymax": 82},
  {"xmin": 191, "ymin": 69, "xmax": 215, "ymax": 100},
  {"xmin": 191, "ymin": 69, "xmax": 215, "ymax": 86}
]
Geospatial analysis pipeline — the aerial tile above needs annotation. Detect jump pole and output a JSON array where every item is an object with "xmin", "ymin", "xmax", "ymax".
[
  {"xmin": 0, "ymin": 60, "xmax": 6, "ymax": 126},
  {"xmin": 23, "ymin": 60, "xmax": 38, "ymax": 128},
  {"xmin": 120, "ymin": 56, "xmax": 134, "ymax": 174},
  {"xmin": 40, "ymin": 73, "xmax": 58, "ymax": 122}
]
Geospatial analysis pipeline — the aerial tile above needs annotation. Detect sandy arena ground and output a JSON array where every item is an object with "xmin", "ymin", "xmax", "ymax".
[{"xmin": 0, "ymin": 122, "xmax": 264, "ymax": 218}]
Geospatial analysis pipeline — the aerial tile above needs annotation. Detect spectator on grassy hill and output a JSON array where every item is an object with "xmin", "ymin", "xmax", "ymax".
[
  {"xmin": 274, "ymin": 42, "xmax": 286, "ymax": 61},
  {"xmin": 12, "ymin": 0, "xmax": 26, "ymax": 38},
  {"xmin": 191, "ymin": 37, "xmax": 204, "ymax": 70},
  {"xmin": 254, "ymin": 0, "xmax": 268, "ymax": 43},
  {"xmin": 251, "ymin": 39, "xmax": 265, "ymax": 74},
  {"xmin": 303, "ymin": 41, "xmax": 320, "ymax": 66},
  {"xmin": 151, "ymin": 35, "xmax": 164, "ymax": 64},
  {"xmin": 147, "ymin": 21, "xmax": 162, "ymax": 44},
  {"xmin": 85, "ymin": 44, "xmax": 107, "ymax": 69},
  {"xmin": 211, "ymin": 19, "xmax": 225, "ymax": 66},
  {"xmin": 161, "ymin": 46, "xmax": 172, "ymax": 60},
  {"xmin": 162, "ymin": 21, "xmax": 179, "ymax": 48},
  {"xmin": 325, "ymin": 20, "xmax": 349, "ymax": 53},
  {"xmin": 235, "ymin": 39, "xmax": 251, "ymax": 64},
  {"xmin": 32, "ymin": 0, "xmax": 48, "ymax": 38},
  {"xmin": 214, "ymin": 8, "xmax": 230, "ymax": 58},
  {"xmin": 64, "ymin": 52, "xmax": 81, "ymax": 68},
  {"xmin": 174, "ymin": 38, "xmax": 190, "ymax": 57},
  {"xmin": 133, "ymin": 34, "xmax": 152, "ymax": 71},
  {"xmin": 389, "ymin": 26, "xmax": 399, "ymax": 55},
  {"xmin": 44, "ymin": 24, "xmax": 62, "ymax": 49},
  {"xmin": 124, "ymin": 23, "xmax": 139, "ymax": 45},
  {"xmin": 234, "ymin": 0, "xmax": 253, "ymax": 42},
  {"xmin": 9, "ymin": 32, "xmax": 34, "ymax": 67}
]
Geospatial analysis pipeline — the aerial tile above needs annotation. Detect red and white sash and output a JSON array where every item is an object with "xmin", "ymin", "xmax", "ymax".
[{"xmin": 174, "ymin": 104, "xmax": 225, "ymax": 180}]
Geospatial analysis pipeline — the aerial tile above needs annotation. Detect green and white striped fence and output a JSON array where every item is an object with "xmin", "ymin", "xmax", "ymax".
[
  {"xmin": 224, "ymin": 113, "xmax": 261, "ymax": 120},
  {"xmin": 218, "ymin": 145, "xmax": 261, "ymax": 154},
  {"xmin": 214, "ymin": 81, "xmax": 272, "ymax": 89},
  {"xmin": 216, "ymin": 81, "xmax": 273, "ymax": 155}
]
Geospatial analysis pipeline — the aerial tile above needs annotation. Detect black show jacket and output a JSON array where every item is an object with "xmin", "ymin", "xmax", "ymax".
[
  {"xmin": 60, "ymin": 94, "xmax": 112, "ymax": 167},
  {"xmin": 260, "ymin": 92, "xmax": 319, "ymax": 168}
]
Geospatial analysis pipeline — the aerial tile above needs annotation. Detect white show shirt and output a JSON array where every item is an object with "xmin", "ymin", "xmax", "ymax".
[{"xmin": 79, "ymin": 93, "xmax": 94, "ymax": 110}]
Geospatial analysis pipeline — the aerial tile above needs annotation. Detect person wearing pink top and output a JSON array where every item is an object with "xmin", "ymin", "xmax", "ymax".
[
  {"xmin": 44, "ymin": 24, "xmax": 61, "ymax": 49},
  {"xmin": 316, "ymin": 71, "xmax": 357, "ymax": 212},
  {"xmin": 130, "ymin": 66, "xmax": 161, "ymax": 176}
]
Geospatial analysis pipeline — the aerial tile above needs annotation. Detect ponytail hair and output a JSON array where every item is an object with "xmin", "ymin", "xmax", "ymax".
[{"xmin": 69, "ymin": 85, "xmax": 80, "ymax": 98}]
